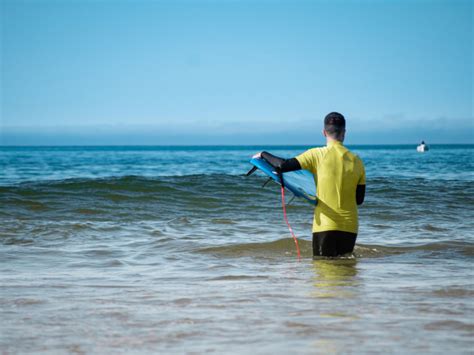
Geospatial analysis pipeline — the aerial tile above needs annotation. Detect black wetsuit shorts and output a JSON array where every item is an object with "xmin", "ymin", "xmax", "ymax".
[{"xmin": 312, "ymin": 231, "xmax": 357, "ymax": 257}]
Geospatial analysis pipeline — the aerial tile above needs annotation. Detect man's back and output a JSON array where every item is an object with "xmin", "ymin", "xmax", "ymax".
[{"xmin": 296, "ymin": 141, "xmax": 365, "ymax": 234}]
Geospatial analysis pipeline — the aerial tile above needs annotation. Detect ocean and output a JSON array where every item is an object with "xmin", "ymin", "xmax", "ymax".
[{"xmin": 1, "ymin": 145, "xmax": 473, "ymax": 354}]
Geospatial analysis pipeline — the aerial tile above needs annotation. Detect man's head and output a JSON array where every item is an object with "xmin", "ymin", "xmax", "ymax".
[{"xmin": 323, "ymin": 112, "xmax": 346, "ymax": 141}]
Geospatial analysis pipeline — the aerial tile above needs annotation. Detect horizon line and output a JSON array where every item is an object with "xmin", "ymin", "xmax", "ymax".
[{"xmin": 1, "ymin": 143, "xmax": 473, "ymax": 148}]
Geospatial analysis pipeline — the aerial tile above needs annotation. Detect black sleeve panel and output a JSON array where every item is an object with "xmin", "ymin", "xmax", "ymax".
[
  {"xmin": 260, "ymin": 151, "xmax": 285, "ymax": 169},
  {"xmin": 356, "ymin": 184, "xmax": 365, "ymax": 205},
  {"xmin": 260, "ymin": 151, "xmax": 301, "ymax": 172},
  {"xmin": 281, "ymin": 158, "xmax": 301, "ymax": 172}
]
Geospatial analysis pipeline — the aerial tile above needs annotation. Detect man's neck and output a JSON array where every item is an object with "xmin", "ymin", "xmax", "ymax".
[{"xmin": 326, "ymin": 137, "xmax": 343, "ymax": 146}]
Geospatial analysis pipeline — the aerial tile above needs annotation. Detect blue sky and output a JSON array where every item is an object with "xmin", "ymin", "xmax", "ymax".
[{"xmin": 1, "ymin": 0, "xmax": 472, "ymax": 145}]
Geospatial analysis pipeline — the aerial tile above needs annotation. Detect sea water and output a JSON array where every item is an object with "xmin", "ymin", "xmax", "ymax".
[{"xmin": 0, "ymin": 145, "xmax": 473, "ymax": 353}]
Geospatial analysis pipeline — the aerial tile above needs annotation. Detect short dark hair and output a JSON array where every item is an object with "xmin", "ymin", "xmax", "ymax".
[{"xmin": 324, "ymin": 112, "xmax": 346, "ymax": 137}]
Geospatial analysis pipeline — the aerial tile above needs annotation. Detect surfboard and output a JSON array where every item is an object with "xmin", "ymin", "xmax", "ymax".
[{"xmin": 248, "ymin": 157, "xmax": 317, "ymax": 205}]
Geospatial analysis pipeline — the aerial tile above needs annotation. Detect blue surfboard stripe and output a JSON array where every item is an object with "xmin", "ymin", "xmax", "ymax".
[{"xmin": 249, "ymin": 158, "xmax": 317, "ymax": 205}]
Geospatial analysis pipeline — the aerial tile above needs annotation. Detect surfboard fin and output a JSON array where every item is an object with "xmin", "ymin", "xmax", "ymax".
[
  {"xmin": 246, "ymin": 166, "xmax": 258, "ymax": 176},
  {"xmin": 262, "ymin": 177, "xmax": 272, "ymax": 188},
  {"xmin": 286, "ymin": 194, "xmax": 296, "ymax": 205}
]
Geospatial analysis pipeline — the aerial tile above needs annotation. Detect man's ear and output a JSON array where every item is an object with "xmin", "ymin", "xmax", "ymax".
[{"xmin": 322, "ymin": 129, "xmax": 327, "ymax": 137}]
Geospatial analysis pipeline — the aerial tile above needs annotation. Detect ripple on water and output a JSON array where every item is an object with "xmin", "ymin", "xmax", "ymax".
[
  {"xmin": 207, "ymin": 275, "xmax": 269, "ymax": 281},
  {"xmin": 431, "ymin": 288, "xmax": 474, "ymax": 298},
  {"xmin": 424, "ymin": 320, "xmax": 474, "ymax": 332}
]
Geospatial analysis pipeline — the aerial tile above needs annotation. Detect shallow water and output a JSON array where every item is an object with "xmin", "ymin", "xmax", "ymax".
[{"xmin": 1, "ymin": 145, "xmax": 473, "ymax": 353}]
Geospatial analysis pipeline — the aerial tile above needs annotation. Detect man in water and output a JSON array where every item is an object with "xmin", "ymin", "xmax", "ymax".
[{"xmin": 255, "ymin": 112, "xmax": 366, "ymax": 257}]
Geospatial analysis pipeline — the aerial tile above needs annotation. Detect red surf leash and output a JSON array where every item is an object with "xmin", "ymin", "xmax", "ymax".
[{"xmin": 280, "ymin": 186, "xmax": 301, "ymax": 259}]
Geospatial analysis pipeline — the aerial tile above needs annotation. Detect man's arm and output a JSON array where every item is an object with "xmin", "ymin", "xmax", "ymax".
[
  {"xmin": 356, "ymin": 158, "xmax": 366, "ymax": 205},
  {"xmin": 356, "ymin": 185, "xmax": 365, "ymax": 205},
  {"xmin": 260, "ymin": 151, "xmax": 301, "ymax": 172}
]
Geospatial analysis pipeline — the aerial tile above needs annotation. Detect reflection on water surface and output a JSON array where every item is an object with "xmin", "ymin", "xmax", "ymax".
[{"xmin": 311, "ymin": 259, "xmax": 359, "ymax": 299}]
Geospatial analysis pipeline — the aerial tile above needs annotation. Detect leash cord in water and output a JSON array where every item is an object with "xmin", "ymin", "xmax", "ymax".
[{"xmin": 281, "ymin": 186, "xmax": 301, "ymax": 259}]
